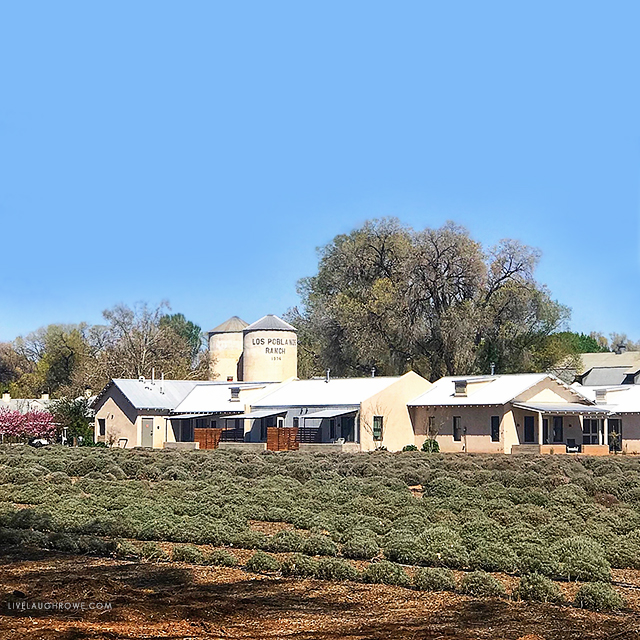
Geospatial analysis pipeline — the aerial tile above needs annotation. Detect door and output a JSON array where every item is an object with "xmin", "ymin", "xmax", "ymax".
[
  {"xmin": 608, "ymin": 419, "xmax": 622, "ymax": 452},
  {"xmin": 342, "ymin": 416, "xmax": 355, "ymax": 442},
  {"xmin": 583, "ymin": 419, "xmax": 599, "ymax": 445},
  {"xmin": 552, "ymin": 416, "xmax": 564, "ymax": 443},
  {"xmin": 524, "ymin": 416, "xmax": 535, "ymax": 443},
  {"xmin": 141, "ymin": 418, "xmax": 154, "ymax": 448}
]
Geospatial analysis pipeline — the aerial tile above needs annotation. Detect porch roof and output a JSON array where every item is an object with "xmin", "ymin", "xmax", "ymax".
[
  {"xmin": 513, "ymin": 401, "xmax": 611, "ymax": 415},
  {"xmin": 303, "ymin": 407, "xmax": 358, "ymax": 419},
  {"xmin": 218, "ymin": 409, "xmax": 287, "ymax": 420}
]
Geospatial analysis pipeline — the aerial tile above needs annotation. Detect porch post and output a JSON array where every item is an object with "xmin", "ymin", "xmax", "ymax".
[
  {"xmin": 601, "ymin": 417, "xmax": 608, "ymax": 447},
  {"xmin": 537, "ymin": 411, "xmax": 543, "ymax": 446}
]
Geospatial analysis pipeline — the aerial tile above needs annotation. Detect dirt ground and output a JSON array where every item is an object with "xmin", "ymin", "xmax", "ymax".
[{"xmin": 2, "ymin": 549, "xmax": 640, "ymax": 640}]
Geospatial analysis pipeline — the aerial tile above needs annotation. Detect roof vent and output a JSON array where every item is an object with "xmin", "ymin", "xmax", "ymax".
[
  {"xmin": 139, "ymin": 376, "xmax": 145, "ymax": 383},
  {"xmin": 230, "ymin": 387, "xmax": 240, "ymax": 401},
  {"xmin": 595, "ymin": 388, "xmax": 608, "ymax": 404},
  {"xmin": 454, "ymin": 380, "xmax": 468, "ymax": 397},
  {"xmin": 325, "ymin": 369, "xmax": 331, "ymax": 384}
]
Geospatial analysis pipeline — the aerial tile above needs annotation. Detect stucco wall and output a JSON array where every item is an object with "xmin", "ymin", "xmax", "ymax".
[
  {"xmin": 94, "ymin": 390, "xmax": 138, "ymax": 447},
  {"xmin": 360, "ymin": 372, "xmax": 432, "ymax": 452},
  {"xmin": 411, "ymin": 405, "xmax": 508, "ymax": 453},
  {"xmin": 618, "ymin": 414, "xmax": 640, "ymax": 453}
]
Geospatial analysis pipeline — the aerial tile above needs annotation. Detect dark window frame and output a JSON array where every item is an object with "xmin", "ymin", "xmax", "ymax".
[
  {"xmin": 453, "ymin": 416, "xmax": 462, "ymax": 442},
  {"xmin": 490, "ymin": 416, "xmax": 500, "ymax": 442},
  {"xmin": 373, "ymin": 415, "xmax": 383, "ymax": 441}
]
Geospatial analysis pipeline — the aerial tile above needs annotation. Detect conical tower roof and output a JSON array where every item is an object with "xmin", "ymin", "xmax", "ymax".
[
  {"xmin": 244, "ymin": 314, "xmax": 296, "ymax": 332},
  {"xmin": 208, "ymin": 316, "xmax": 249, "ymax": 334}
]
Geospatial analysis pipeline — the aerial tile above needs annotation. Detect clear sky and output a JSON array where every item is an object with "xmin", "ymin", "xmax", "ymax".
[{"xmin": 0, "ymin": 1, "xmax": 638, "ymax": 341}]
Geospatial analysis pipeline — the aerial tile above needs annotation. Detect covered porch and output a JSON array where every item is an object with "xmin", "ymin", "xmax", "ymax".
[
  {"xmin": 297, "ymin": 408, "xmax": 358, "ymax": 444},
  {"xmin": 511, "ymin": 401, "xmax": 612, "ymax": 454}
]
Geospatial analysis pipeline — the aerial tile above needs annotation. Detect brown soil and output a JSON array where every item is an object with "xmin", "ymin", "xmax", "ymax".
[{"xmin": 2, "ymin": 549, "xmax": 640, "ymax": 640}]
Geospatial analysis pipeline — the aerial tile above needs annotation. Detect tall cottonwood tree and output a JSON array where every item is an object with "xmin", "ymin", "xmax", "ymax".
[{"xmin": 289, "ymin": 218, "xmax": 572, "ymax": 380}]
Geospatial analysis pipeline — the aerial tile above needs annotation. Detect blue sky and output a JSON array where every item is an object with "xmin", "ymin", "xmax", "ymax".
[{"xmin": 0, "ymin": 1, "xmax": 638, "ymax": 342}]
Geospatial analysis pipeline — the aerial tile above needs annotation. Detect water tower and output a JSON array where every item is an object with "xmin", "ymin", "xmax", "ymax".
[
  {"xmin": 242, "ymin": 315, "xmax": 297, "ymax": 382},
  {"xmin": 208, "ymin": 316, "xmax": 249, "ymax": 381}
]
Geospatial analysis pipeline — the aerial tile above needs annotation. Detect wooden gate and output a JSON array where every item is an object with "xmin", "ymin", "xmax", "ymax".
[
  {"xmin": 267, "ymin": 427, "xmax": 299, "ymax": 451},
  {"xmin": 194, "ymin": 428, "xmax": 223, "ymax": 450}
]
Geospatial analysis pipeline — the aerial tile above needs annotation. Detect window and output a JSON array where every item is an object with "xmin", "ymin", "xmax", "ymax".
[
  {"xmin": 98, "ymin": 418, "xmax": 106, "ymax": 436},
  {"xmin": 195, "ymin": 418, "xmax": 207, "ymax": 429},
  {"xmin": 524, "ymin": 416, "xmax": 535, "ymax": 443},
  {"xmin": 329, "ymin": 419, "xmax": 336, "ymax": 439},
  {"xmin": 210, "ymin": 420, "xmax": 217, "ymax": 429},
  {"xmin": 543, "ymin": 419, "xmax": 549, "ymax": 444},
  {"xmin": 293, "ymin": 417, "xmax": 299, "ymax": 428},
  {"xmin": 453, "ymin": 416, "xmax": 462, "ymax": 442},
  {"xmin": 373, "ymin": 416, "xmax": 383, "ymax": 441},
  {"xmin": 583, "ymin": 419, "xmax": 599, "ymax": 445},
  {"xmin": 553, "ymin": 416, "xmax": 564, "ymax": 443},
  {"xmin": 490, "ymin": 416, "xmax": 500, "ymax": 442},
  {"xmin": 260, "ymin": 419, "xmax": 267, "ymax": 441}
]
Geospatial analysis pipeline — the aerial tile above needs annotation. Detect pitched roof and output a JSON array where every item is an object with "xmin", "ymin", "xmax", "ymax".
[
  {"xmin": 208, "ymin": 316, "xmax": 249, "ymax": 334},
  {"xmin": 573, "ymin": 384, "xmax": 640, "ymax": 414},
  {"xmin": 580, "ymin": 351, "xmax": 640, "ymax": 370},
  {"xmin": 244, "ymin": 314, "xmax": 296, "ymax": 332},
  {"xmin": 251, "ymin": 376, "xmax": 402, "ymax": 408},
  {"xmin": 579, "ymin": 367, "xmax": 637, "ymax": 387},
  {"xmin": 104, "ymin": 379, "xmax": 204, "ymax": 410},
  {"xmin": 407, "ymin": 373, "xmax": 577, "ymax": 406},
  {"xmin": 173, "ymin": 382, "xmax": 276, "ymax": 414}
]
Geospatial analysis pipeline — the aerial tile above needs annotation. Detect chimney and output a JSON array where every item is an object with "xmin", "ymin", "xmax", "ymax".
[
  {"xmin": 1, "ymin": 392, "xmax": 9, "ymax": 402},
  {"xmin": 490, "ymin": 362, "xmax": 495, "ymax": 375},
  {"xmin": 160, "ymin": 372, "xmax": 165, "ymax": 394},
  {"xmin": 151, "ymin": 368, "xmax": 155, "ymax": 384},
  {"xmin": 371, "ymin": 367, "xmax": 376, "ymax": 378},
  {"xmin": 40, "ymin": 393, "xmax": 49, "ymax": 402},
  {"xmin": 454, "ymin": 380, "xmax": 468, "ymax": 397},
  {"xmin": 595, "ymin": 389, "xmax": 608, "ymax": 404},
  {"xmin": 325, "ymin": 368, "xmax": 331, "ymax": 384},
  {"xmin": 84, "ymin": 388, "xmax": 92, "ymax": 398},
  {"xmin": 230, "ymin": 387, "xmax": 240, "ymax": 401},
  {"xmin": 615, "ymin": 343, "xmax": 627, "ymax": 355}
]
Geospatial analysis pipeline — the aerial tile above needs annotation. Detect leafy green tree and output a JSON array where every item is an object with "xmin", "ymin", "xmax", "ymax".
[
  {"xmin": 159, "ymin": 313, "xmax": 203, "ymax": 361},
  {"xmin": 49, "ymin": 396, "xmax": 95, "ymax": 444},
  {"xmin": 290, "ymin": 218, "xmax": 571, "ymax": 379}
]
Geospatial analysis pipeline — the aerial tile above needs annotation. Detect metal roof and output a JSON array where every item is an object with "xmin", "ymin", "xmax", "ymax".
[
  {"xmin": 172, "ymin": 382, "xmax": 276, "ymax": 414},
  {"xmin": 244, "ymin": 314, "xmax": 296, "ymax": 332},
  {"xmin": 303, "ymin": 407, "xmax": 358, "ymax": 419},
  {"xmin": 107, "ymin": 379, "xmax": 203, "ymax": 410},
  {"xmin": 408, "ymin": 374, "xmax": 550, "ymax": 407},
  {"xmin": 208, "ymin": 316, "xmax": 249, "ymax": 334},
  {"xmin": 579, "ymin": 367, "xmax": 637, "ymax": 387},
  {"xmin": 513, "ymin": 401, "xmax": 610, "ymax": 415},
  {"xmin": 252, "ymin": 376, "xmax": 403, "ymax": 408},
  {"xmin": 574, "ymin": 384, "xmax": 640, "ymax": 414},
  {"xmin": 94, "ymin": 379, "xmax": 274, "ymax": 413}
]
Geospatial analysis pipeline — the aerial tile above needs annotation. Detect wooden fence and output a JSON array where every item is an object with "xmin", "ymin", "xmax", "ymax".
[
  {"xmin": 194, "ymin": 428, "xmax": 223, "ymax": 450},
  {"xmin": 266, "ymin": 427, "xmax": 299, "ymax": 451}
]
